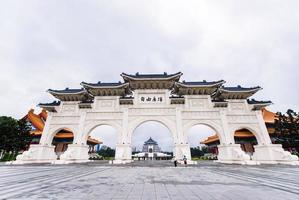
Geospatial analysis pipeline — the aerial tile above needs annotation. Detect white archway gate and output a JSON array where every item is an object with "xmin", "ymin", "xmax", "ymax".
[{"xmin": 15, "ymin": 72, "xmax": 298, "ymax": 165}]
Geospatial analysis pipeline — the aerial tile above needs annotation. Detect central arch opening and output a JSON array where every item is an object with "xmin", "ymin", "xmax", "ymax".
[
  {"xmin": 132, "ymin": 121, "xmax": 173, "ymax": 161},
  {"xmin": 88, "ymin": 125, "xmax": 118, "ymax": 161},
  {"xmin": 187, "ymin": 124, "xmax": 219, "ymax": 161}
]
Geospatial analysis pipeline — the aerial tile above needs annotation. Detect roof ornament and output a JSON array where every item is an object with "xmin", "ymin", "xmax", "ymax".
[
  {"xmin": 164, "ymin": 72, "xmax": 167, "ymax": 75},
  {"xmin": 65, "ymin": 87, "xmax": 69, "ymax": 90},
  {"xmin": 97, "ymin": 81, "xmax": 101, "ymax": 84},
  {"xmin": 136, "ymin": 72, "xmax": 139, "ymax": 75},
  {"xmin": 203, "ymin": 80, "xmax": 207, "ymax": 82},
  {"xmin": 237, "ymin": 85, "xmax": 241, "ymax": 88}
]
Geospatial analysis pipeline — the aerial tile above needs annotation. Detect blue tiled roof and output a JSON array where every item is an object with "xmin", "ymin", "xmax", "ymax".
[
  {"xmin": 247, "ymin": 99, "xmax": 272, "ymax": 104},
  {"xmin": 120, "ymin": 96, "xmax": 134, "ymax": 99},
  {"xmin": 221, "ymin": 86, "xmax": 261, "ymax": 92},
  {"xmin": 48, "ymin": 88, "xmax": 85, "ymax": 94},
  {"xmin": 38, "ymin": 101, "xmax": 61, "ymax": 106},
  {"xmin": 81, "ymin": 81, "xmax": 126, "ymax": 87},
  {"xmin": 144, "ymin": 137, "xmax": 158, "ymax": 145},
  {"xmin": 212, "ymin": 99, "xmax": 227, "ymax": 103},
  {"xmin": 122, "ymin": 72, "xmax": 182, "ymax": 79},
  {"xmin": 170, "ymin": 95, "xmax": 184, "ymax": 98},
  {"xmin": 179, "ymin": 80, "xmax": 225, "ymax": 86}
]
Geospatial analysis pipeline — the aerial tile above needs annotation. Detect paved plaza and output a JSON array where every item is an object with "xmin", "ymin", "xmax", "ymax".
[{"xmin": 0, "ymin": 161, "xmax": 298, "ymax": 200}]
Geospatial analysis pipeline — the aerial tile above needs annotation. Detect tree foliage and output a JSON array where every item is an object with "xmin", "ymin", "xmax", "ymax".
[
  {"xmin": 273, "ymin": 109, "xmax": 299, "ymax": 151},
  {"xmin": 97, "ymin": 146, "xmax": 115, "ymax": 158},
  {"xmin": 190, "ymin": 146, "xmax": 209, "ymax": 157},
  {"xmin": 0, "ymin": 116, "xmax": 32, "ymax": 154}
]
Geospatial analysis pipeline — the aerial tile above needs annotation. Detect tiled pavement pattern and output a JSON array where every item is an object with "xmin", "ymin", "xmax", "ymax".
[{"xmin": 0, "ymin": 161, "xmax": 298, "ymax": 200}]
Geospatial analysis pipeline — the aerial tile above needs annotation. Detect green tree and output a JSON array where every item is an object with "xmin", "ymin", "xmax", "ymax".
[
  {"xmin": 273, "ymin": 109, "xmax": 299, "ymax": 152},
  {"xmin": 15, "ymin": 119, "xmax": 32, "ymax": 152},
  {"xmin": 0, "ymin": 116, "xmax": 32, "ymax": 160},
  {"xmin": 190, "ymin": 146, "xmax": 209, "ymax": 157},
  {"xmin": 97, "ymin": 147, "xmax": 115, "ymax": 158}
]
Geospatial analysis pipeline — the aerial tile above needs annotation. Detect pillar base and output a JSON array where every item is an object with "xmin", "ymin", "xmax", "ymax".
[
  {"xmin": 111, "ymin": 159, "xmax": 133, "ymax": 164},
  {"xmin": 12, "ymin": 144, "xmax": 57, "ymax": 164},
  {"xmin": 57, "ymin": 144, "xmax": 89, "ymax": 164},
  {"xmin": 115, "ymin": 144, "xmax": 132, "ymax": 160},
  {"xmin": 174, "ymin": 144, "xmax": 191, "ymax": 160},
  {"xmin": 217, "ymin": 144, "xmax": 257, "ymax": 165},
  {"xmin": 253, "ymin": 144, "xmax": 299, "ymax": 165},
  {"xmin": 177, "ymin": 160, "xmax": 198, "ymax": 165}
]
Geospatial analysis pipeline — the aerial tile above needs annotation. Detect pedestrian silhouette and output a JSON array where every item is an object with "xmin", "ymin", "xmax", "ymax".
[
  {"xmin": 173, "ymin": 157, "xmax": 177, "ymax": 167},
  {"xmin": 183, "ymin": 155, "xmax": 187, "ymax": 166}
]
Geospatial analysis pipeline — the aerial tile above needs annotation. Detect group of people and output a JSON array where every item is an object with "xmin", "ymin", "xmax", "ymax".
[{"xmin": 173, "ymin": 155, "xmax": 187, "ymax": 167}]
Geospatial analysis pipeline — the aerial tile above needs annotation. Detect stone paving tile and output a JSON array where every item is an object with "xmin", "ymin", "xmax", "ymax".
[{"xmin": 0, "ymin": 161, "xmax": 298, "ymax": 199}]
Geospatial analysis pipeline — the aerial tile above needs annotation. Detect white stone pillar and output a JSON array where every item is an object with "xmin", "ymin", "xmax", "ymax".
[
  {"xmin": 39, "ymin": 112, "xmax": 53, "ymax": 145},
  {"xmin": 13, "ymin": 144, "xmax": 57, "ymax": 164},
  {"xmin": 175, "ymin": 108, "xmax": 191, "ymax": 161},
  {"xmin": 255, "ymin": 110, "xmax": 272, "ymax": 145},
  {"xmin": 74, "ymin": 111, "xmax": 87, "ymax": 145},
  {"xmin": 114, "ymin": 109, "xmax": 132, "ymax": 163},
  {"xmin": 252, "ymin": 110, "xmax": 299, "ymax": 165},
  {"xmin": 217, "ymin": 111, "xmax": 252, "ymax": 164},
  {"xmin": 175, "ymin": 108, "xmax": 183, "ymax": 144},
  {"xmin": 219, "ymin": 110, "xmax": 232, "ymax": 144},
  {"xmin": 14, "ymin": 112, "xmax": 57, "ymax": 164},
  {"xmin": 59, "ymin": 112, "xmax": 89, "ymax": 164},
  {"xmin": 58, "ymin": 144, "xmax": 89, "ymax": 164}
]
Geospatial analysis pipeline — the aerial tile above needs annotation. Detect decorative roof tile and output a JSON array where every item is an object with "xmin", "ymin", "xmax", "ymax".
[
  {"xmin": 121, "ymin": 72, "xmax": 182, "ymax": 79},
  {"xmin": 213, "ymin": 85, "xmax": 262, "ymax": 99},
  {"xmin": 38, "ymin": 101, "xmax": 61, "ymax": 107},
  {"xmin": 179, "ymin": 80, "xmax": 225, "ymax": 86},
  {"xmin": 48, "ymin": 88, "xmax": 85, "ymax": 94},
  {"xmin": 48, "ymin": 88, "xmax": 89, "ymax": 101},
  {"xmin": 81, "ymin": 81, "xmax": 128, "ymax": 88},
  {"xmin": 220, "ymin": 86, "xmax": 261, "ymax": 92},
  {"xmin": 247, "ymin": 99, "xmax": 272, "ymax": 105}
]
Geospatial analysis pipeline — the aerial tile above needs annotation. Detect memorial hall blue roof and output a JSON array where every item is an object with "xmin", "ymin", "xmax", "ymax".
[{"xmin": 144, "ymin": 137, "xmax": 158, "ymax": 145}]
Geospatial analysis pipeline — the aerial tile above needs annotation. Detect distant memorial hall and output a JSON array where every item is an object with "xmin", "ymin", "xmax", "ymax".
[
  {"xmin": 15, "ymin": 72, "xmax": 298, "ymax": 165},
  {"xmin": 132, "ymin": 137, "xmax": 172, "ymax": 160}
]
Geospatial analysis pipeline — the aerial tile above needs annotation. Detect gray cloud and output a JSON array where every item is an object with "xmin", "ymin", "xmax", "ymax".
[{"xmin": 0, "ymin": 1, "xmax": 298, "ymax": 148}]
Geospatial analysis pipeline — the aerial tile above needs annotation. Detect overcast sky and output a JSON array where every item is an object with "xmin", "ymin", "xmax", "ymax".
[{"xmin": 1, "ymin": 1, "xmax": 298, "ymax": 150}]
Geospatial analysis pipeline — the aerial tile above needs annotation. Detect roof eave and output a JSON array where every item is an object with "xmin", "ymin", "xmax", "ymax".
[
  {"xmin": 176, "ymin": 82, "xmax": 225, "ymax": 89},
  {"xmin": 80, "ymin": 82, "xmax": 129, "ymax": 89},
  {"xmin": 251, "ymin": 102, "xmax": 273, "ymax": 110},
  {"xmin": 220, "ymin": 87, "xmax": 262, "ymax": 94},
  {"xmin": 47, "ymin": 89, "xmax": 86, "ymax": 95},
  {"xmin": 121, "ymin": 72, "xmax": 183, "ymax": 81}
]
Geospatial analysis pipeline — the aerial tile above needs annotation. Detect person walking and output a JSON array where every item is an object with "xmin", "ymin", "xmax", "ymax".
[
  {"xmin": 183, "ymin": 155, "xmax": 187, "ymax": 166},
  {"xmin": 173, "ymin": 157, "xmax": 177, "ymax": 167}
]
